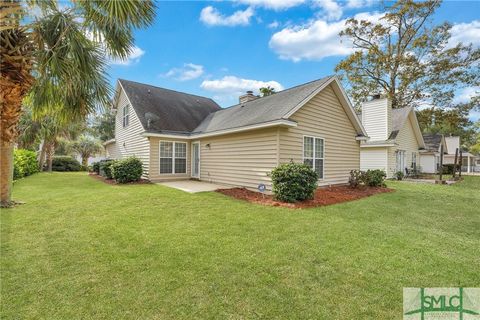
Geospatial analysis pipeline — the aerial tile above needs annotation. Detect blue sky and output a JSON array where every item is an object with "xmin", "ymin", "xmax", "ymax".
[{"xmin": 107, "ymin": 0, "xmax": 480, "ymax": 119}]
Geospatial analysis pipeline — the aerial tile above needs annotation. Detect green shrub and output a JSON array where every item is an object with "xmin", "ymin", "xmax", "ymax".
[
  {"xmin": 394, "ymin": 171, "xmax": 404, "ymax": 181},
  {"xmin": 270, "ymin": 162, "xmax": 318, "ymax": 203},
  {"xmin": 111, "ymin": 157, "xmax": 143, "ymax": 183},
  {"xmin": 349, "ymin": 169, "xmax": 386, "ymax": 188},
  {"xmin": 91, "ymin": 161, "xmax": 101, "ymax": 174},
  {"xmin": 13, "ymin": 149, "xmax": 39, "ymax": 180},
  {"xmin": 51, "ymin": 156, "xmax": 81, "ymax": 172},
  {"xmin": 365, "ymin": 169, "xmax": 387, "ymax": 187},
  {"xmin": 349, "ymin": 170, "xmax": 366, "ymax": 188},
  {"xmin": 99, "ymin": 159, "xmax": 116, "ymax": 179},
  {"xmin": 442, "ymin": 164, "xmax": 455, "ymax": 174}
]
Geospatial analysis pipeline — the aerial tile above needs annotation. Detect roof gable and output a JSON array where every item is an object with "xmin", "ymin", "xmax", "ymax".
[
  {"xmin": 391, "ymin": 108, "xmax": 425, "ymax": 148},
  {"xmin": 117, "ymin": 79, "xmax": 221, "ymax": 133},
  {"xmin": 194, "ymin": 76, "xmax": 366, "ymax": 136}
]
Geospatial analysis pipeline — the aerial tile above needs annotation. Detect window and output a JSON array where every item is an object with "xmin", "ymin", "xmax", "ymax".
[
  {"xmin": 303, "ymin": 136, "xmax": 324, "ymax": 179},
  {"xmin": 159, "ymin": 141, "xmax": 187, "ymax": 174},
  {"xmin": 122, "ymin": 105, "xmax": 130, "ymax": 127}
]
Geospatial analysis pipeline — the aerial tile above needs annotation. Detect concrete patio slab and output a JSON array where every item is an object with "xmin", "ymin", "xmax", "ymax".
[{"xmin": 157, "ymin": 180, "xmax": 232, "ymax": 193}]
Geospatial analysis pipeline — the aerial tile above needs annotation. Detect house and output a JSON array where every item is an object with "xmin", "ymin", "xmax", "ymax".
[
  {"xmin": 104, "ymin": 76, "xmax": 367, "ymax": 189},
  {"xmin": 443, "ymin": 136, "xmax": 477, "ymax": 173},
  {"xmin": 359, "ymin": 96, "xmax": 425, "ymax": 178},
  {"xmin": 419, "ymin": 133, "xmax": 447, "ymax": 174}
]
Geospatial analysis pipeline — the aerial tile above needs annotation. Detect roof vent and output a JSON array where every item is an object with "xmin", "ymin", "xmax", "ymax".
[{"xmin": 147, "ymin": 89, "xmax": 151, "ymax": 94}]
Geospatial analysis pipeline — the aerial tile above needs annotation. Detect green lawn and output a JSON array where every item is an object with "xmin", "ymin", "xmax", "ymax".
[{"xmin": 1, "ymin": 173, "xmax": 479, "ymax": 319}]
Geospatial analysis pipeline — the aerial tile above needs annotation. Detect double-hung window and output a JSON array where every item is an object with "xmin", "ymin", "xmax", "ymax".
[
  {"xmin": 303, "ymin": 136, "xmax": 324, "ymax": 179},
  {"xmin": 160, "ymin": 141, "xmax": 187, "ymax": 174},
  {"xmin": 122, "ymin": 105, "xmax": 130, "ymax": 127}
]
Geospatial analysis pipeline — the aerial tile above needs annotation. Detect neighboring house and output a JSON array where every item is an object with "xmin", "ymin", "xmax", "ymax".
[
  {"xmin": 443, "ymin": 136, "xmax": 477, "ymax": 173},
  {"xmin": 104, "ymin": 76, "xmax": 367, "ymax": 189},
  {"xmin": 419, "ymin": 133, "xmax": 447, "ymax": 174},
  {"xmin": 359, "ymin": 96, "xmax": 425, "ymax": 178}
]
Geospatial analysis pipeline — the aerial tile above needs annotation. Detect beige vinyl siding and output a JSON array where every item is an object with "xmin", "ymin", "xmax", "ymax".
[
  {"xmin": 199, "ymin": 128, "xmax": 278, "ymax": 189},
  {"xmin": 279, "ymin": 84, "xmax": 360, "ymax": 186},
  {"xmin": 105, "ymin": 143, "xmax": 119, "ymax": 159},
  {"xmin": 360, "ymin": 147, "xmax": 388, "ymax": 172},
  {"xmin": 113, "ymin": 88, "xmax": 150, "ymax": 176},
  {"xmin": 149, "ymin": 137, "xmax": 191, "ymax": 181},
  {"xmin": 387, "ymin": 113, "xmax": 421, "ymax": 177}
]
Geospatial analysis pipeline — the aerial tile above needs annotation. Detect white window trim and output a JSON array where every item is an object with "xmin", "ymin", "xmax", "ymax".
[
  {"xmin": 122, "ymin": 105, "xmax": 130, "ymax": 128},
  {"xmin": 159, "ymin": 141, "xmax": 187, "ymax": 175},
  {"xmin": 302, "ymin": 135, "xmax": 325, "ymax": 180}
]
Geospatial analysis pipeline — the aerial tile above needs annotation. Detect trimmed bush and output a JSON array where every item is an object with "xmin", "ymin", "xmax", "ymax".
[
  {"xmin": 270, "ymin": 162, "xmax": 318, "ymax": 203},
  {"xmin": 51, "ymin": 156, "xmax": 81, "ymax": 172},
  {"xmin": 91, "ymin": 161, "xmax": 101, "ymax": 174},
  {"xmin": 394, "ymin": 171, "xmax": 404, "ymax": 181},
  {"xmin": 99, "ymin": 159, "xmax": 116, "ymax": 179},
  {"xmin": 365, "ymin": 169, "xmax": 387, "ymax": 187},
  {"xmin": 349, "ymin": 169, "xmax": 386, "ymax": 188},
  {"xmin": 13, "ymin": 149, "xmax": 39, "ymax": 180},
  {"xmin": 349, "ymin": 170, "xmax": 366, "ymax": 188},
  {"xmin": 111, "ymin": 157, "xmax": 143, "ymax": 183},
  {"xmin": 442, "ymin": 164, "xmax": 455, "ymax": 174}
]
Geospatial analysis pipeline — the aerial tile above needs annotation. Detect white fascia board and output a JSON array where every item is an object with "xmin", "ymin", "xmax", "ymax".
[
  {"xmin": 142, "ymin": 119, "xmax": 298, "ymax": 140},
  {"xmin": 360, "ymin": 143, "xmax": 396, "ymax": 148},
  {"xmin": 103, "ymin": 139, "xmax": 116, "ymax": 146}
]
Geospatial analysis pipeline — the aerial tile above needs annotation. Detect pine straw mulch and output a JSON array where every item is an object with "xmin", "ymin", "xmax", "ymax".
[
  {"xmin": 216, "ymin": 185, "xmax": 394, "ymax": 209},
  {"xmin": 88, "ymin": 173, "xmax": 151, "ymax": 185}
]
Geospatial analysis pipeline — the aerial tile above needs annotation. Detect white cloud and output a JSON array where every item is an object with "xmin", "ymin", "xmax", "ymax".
[
  {"xmin": 269, "ymin": 11, "xmax": 383, "ymax": 62},
  {"xmin": 448, "ymin": 20, "xmax": 480, "ymax": 48},
  {"xmin": 345, "ymin": 0, "xmax": 376, "ymax": 9},
  {"xmin": 237, "ymin": 0, "xmax": 305, "ymax": 10},
  {"xmin": 268, "ymin": 20, "xmax": 280, "ymax": 29},
  {"xmin": 200, "ymin": 6, "xmax": 254, "ymax": 27},
  {"xmin": 164, "ymin": 63, "xmax": 204, "ymax": 81},
  {"xmin": 454, "ymin": 86, "xmax": 479, "ymax": 104},
  {"xmin": 201, "ymin": 75, "xmax": 284, "ymax": 96},
  {"xmin": 313, "ymin": 0, "xmax": 343, "ymax": 21},
  {"xmin": 110, "ymin": 46, "xmax": 145, "ymax": 66}
]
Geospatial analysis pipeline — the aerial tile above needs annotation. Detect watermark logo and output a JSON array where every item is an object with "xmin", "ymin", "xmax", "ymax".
[{"xmin": 404, "ymin": 288, "xmax": 480, "ymax": 319}]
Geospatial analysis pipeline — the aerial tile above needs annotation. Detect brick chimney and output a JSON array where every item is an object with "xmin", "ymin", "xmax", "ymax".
[
  {"xmin": 361, "ymin": 94, "xmax": 392, "ymax": 141},
  {"xmin": 239, "ymin": 91, "xmax": 259, "ymax": 104}
]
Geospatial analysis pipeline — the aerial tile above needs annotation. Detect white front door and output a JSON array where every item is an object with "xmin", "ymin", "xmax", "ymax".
[{"xmin": 191, "ymin": 142, "xmax": 200, "ymax": 178}]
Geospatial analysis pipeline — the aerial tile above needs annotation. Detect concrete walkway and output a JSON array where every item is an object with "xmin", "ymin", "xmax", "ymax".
[{"xmin": 157, "ymin": 180, "xmax": 232, "ymax": 193}]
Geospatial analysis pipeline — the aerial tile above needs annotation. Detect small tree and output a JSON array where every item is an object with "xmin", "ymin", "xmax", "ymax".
[{"xmin": 68, "ymin": 136, "xmax": 102, "ymax": 167}]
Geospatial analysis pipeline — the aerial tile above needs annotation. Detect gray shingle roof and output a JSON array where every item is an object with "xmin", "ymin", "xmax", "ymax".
[
  {"xmin": 388, "ymin": 107, "xmax": 412, "ymax": 140},
  {"xmin": 119, "ymin": 79, "xmax": 221, "ymax": 133},
  {"xmin": 193, "ymin": 76, "xmax": 334, "ymax": 133},
  {"xmin": 422, "ymin": 133, "xmax": 443, "ymax": 152}
]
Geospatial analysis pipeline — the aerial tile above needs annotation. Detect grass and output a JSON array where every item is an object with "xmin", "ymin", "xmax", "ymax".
[{"xmin": 1, "ymin": 173, "xmax": 479, "ymax": 319}]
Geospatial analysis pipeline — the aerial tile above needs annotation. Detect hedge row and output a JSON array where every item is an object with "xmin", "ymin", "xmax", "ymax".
[{"xmin": 92, "ymin": 157, "xmax": 143, "ymax": 183}]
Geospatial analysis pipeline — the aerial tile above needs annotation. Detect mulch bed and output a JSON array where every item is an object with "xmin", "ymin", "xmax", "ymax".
[
  {"xmin": 88, "ymin": 173, "xmax": 151, "ymax": 185},
  {"xmin": 216, "ymin": 185, "xmax": 394, "ymax": 209}
]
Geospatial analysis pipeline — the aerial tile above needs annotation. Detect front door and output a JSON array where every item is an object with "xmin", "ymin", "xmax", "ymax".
[{"xmin": 191, "ymin": 142, "xmax": 200, "ymax": 178}]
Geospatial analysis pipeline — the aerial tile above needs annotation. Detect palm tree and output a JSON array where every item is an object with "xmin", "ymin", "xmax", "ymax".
[
  {"xmin": 259, "ymin": 86, "xmax": 276, "ymax": 97},
  {"xmin": 0, "ymin": 0, "xmax": 155, "ymax": 206},
  {"xmin": 68, "ymin": 135, "xmax": 102, "ymax": 167}
]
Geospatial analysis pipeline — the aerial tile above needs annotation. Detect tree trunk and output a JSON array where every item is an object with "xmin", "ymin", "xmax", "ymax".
[
  {"xmin": 82, "ymin": 156, "xmax": 88, "ymax": 167},
  {"xmin": 0, "ymin": 25, "xmax": 35, "ymax": 206},
  {"xmin": 38, "ymin": 141, "xmax": 46, "ymax": 171},
  {"xmin": 0, "ymin": 141, "xmax": 14, "ymax": 206},
  {"xmin": 45, "ymin": 142, "xmax": 55, "ymax": 172}
]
